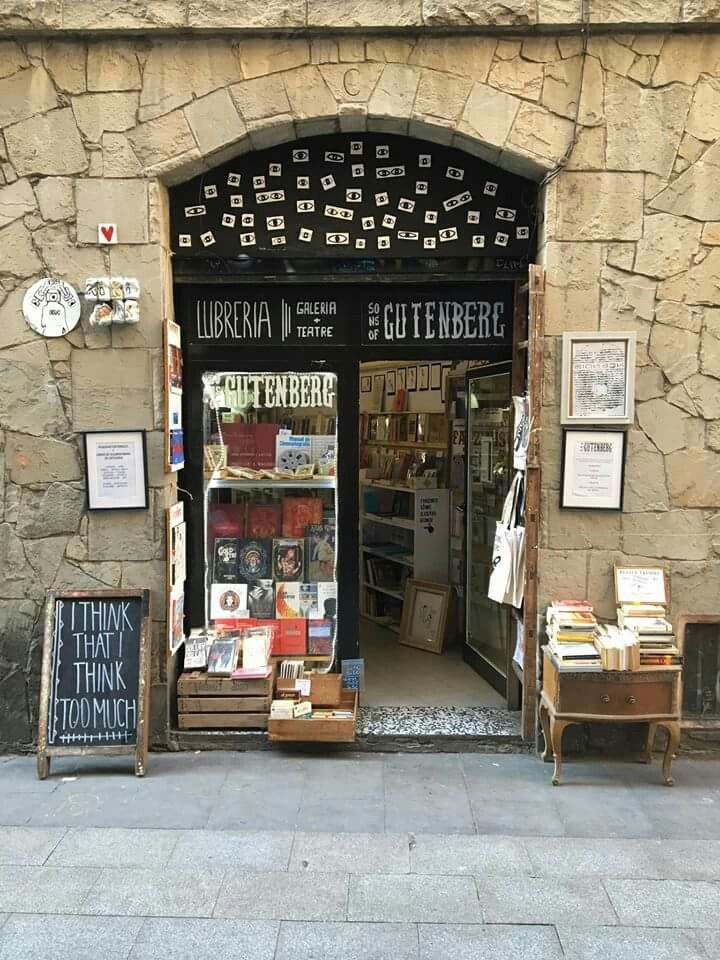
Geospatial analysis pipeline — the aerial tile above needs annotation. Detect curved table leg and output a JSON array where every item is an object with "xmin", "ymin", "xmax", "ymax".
[
  {"xmin": 643, "ymin": 723, "xmax": 658, "ymax": 764},
  {"xmin": 550, "ymin": 718, "xmax": 571, "ymax": 786},
  {"xmin": 539, "ymin": 703, "xmax": 553, "ymax": 762},
  {"xmin": 660, "ymin": 721, "xmax": 680, "ymax": 786}
]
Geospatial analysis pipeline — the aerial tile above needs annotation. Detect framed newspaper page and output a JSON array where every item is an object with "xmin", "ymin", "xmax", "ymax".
[{"xmin": 561, "ymin": 331, "xmax": 636, "ymax": 426}]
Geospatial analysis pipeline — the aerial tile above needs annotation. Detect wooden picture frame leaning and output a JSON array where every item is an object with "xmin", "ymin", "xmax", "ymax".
[{"xmin": 399, "ymin": 579, "xmax": 451, "ymax": 655}]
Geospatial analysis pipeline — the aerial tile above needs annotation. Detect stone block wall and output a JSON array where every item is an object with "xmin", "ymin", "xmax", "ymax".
[{"xmin": 0, "ymin": 16, "xmax": 719, "ymax": 748}]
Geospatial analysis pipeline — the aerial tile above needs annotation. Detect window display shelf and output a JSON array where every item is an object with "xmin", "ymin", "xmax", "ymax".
[
  {"xmin": 207, "ymin": 477, "xmax": 336, "ymax": 490},
  {"xmin": 362, "ymin": 580, "xmax": 404, "ymax": 601},
  {"xmin": 361, "ymin": 480, "xmax": 440, "ymax": 494}
]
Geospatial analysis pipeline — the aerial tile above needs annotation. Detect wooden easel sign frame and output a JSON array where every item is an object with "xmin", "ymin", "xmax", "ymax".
[{"xmin": 37, "ymin": 589, "xmax": 152, "ymax": 780}]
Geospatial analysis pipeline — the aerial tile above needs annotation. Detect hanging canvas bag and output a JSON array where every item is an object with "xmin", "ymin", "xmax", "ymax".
[{"xmin": 487, "ymin": 471, "xmax": 526, "ymax": 608}]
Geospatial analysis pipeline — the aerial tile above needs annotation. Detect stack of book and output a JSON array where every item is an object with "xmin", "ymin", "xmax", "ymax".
[
  {"xmin": 546, "ymin": 600, "xmax": 602, "ymax": 671},
  {"xmin": 618, "ymin": 604, "xmax": 682, "ymax": 667},
  {"xmin": 594, "ymin": 624, "xmax": 640, "ymax": 671}
]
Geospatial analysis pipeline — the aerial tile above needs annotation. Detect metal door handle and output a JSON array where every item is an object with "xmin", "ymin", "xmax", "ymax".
[
  {"xmin": 600, "ymin": 694, "xmax": 610, "ymax": 703},
  {"xmin": 625, "ymin": 696, "xmax": 637, "ymax": 704}
]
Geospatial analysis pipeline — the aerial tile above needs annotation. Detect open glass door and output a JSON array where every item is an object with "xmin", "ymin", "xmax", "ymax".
[{"xmin": 465, "ymin": 363, "xmax": 513, "ymax": 696}]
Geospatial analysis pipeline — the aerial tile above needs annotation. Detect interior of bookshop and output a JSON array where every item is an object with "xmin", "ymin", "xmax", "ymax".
[{"xmin": 176, "ymin": 355, "xmax": 521, "ymax": 739}]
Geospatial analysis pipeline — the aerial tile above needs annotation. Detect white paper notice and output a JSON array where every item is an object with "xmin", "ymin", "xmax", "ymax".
[
  {"xmin": 95, "ymin": 440, "xmax": 138, "ymax": 500},
  {"xmin": 571, "ymin": 437, "xmax": 615, "ymax": 501},
  {"xmin": 571, "ymin": 340, "xmax": 627, "ymax": 419}
]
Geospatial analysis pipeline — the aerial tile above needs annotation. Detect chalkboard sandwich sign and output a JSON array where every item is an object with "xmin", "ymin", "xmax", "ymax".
[{"xmin": 37, "ymin": 589, "xmax": 151, "ymax": 780}]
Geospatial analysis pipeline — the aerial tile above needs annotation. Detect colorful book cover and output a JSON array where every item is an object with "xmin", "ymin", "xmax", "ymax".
[
  {"xmin": 341, "ymin": 658, "xmax": 365, "ymax": 691},
  {"xmin": 247, "ymin": 580, "xmax": 275, "ymax": 619},
  {"xmin": 306, "ymin": 522, "xmax": 335, "ymax": 581},
  {"xmin": 317, "ymin": 582, "xmax": 338, "ymax": 621},
  {"xmin": 213, "ymin": 538, "xmax": 239, "ymax": 583},
  {"xmin": 207, "ymin": 637, "xmax": 240, "ymax": 675},
  {"xmin": 276, "ymin": 432, "xmax": 312, "ymax": 471},
  {"xmin": 210, "ymin": 583, "xmax": 248, "ymax": 620},
  {"xmin": 308, "ymin": 619, "xmax": 334, "ymax": 655},
  {"xmin": 170, "ymin": 428, "xmax": 184, "ymax": 467},
  {"xmin": 272, "ymin": 539, "xmax": 305, "ymax": 581},
  {"xmin": 282, "ymin": 496, "xmax": 323, "ymax": 538},
  {"xmin": 208, "ymin": 502, "xmax": 245, "ymax": 541},
  {"xmin": 276, "ymin": 582, "xmax": 301, "ymax": 619},
  {"xmin": 271, "ymin": 619, "xmax": 307, "ymax": 656},
  {"xmin": 236, "ymin": 539, "xmax": 272, "ymax": 580},
  {"xmin": 298, "ymin": 583, "xmax": 319, "ymax": 619},
  {"xmin": 247, "ymin": 502, "xmax": 282, "ymax": 538}
]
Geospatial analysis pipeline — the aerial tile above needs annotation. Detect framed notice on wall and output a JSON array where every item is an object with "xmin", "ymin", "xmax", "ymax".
[
  {"xmin": 84, "ymin": 430, "xmax": 148, "ymax": 510},
  {"xmin": 560, "ymin": 429, "xmax": 626, "ymax": 510},
  {"xmin": 561, "ymin": 332, "xmax": 636, "ymax": 426},
  {"xmin": 164, "ymin": 319, "xmax": 184, "ymax": 471}
]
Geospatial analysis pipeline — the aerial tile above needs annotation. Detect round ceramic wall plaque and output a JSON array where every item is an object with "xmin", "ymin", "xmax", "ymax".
[{"xmin": 23, "ymin": 278, "xmax": 81, "ymax": 338}]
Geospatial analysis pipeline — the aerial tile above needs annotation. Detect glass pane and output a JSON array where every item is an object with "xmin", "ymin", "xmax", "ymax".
[
  {"xmin": 466, "ymin": 371, "xmax": 512, "ymax": 678},
  {"xmin": 201, "ymin": 371, "xmax": 338, "ymax": 669}
]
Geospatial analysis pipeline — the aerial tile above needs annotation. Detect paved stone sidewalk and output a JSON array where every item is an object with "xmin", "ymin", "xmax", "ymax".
[{"xmin": 2, "ymin": 751, "xmax": 720, "ymax": 958}]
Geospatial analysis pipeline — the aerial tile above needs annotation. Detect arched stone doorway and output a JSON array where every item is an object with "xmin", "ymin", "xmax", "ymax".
[{"xmin": 165, "ymin": 126, "xmax": 541, "ymax": 744}]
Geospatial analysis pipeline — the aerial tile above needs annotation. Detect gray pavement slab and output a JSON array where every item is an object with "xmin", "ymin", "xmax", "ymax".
[
  {"xmin": 276, "ymin": 921, "xmax": 419, "ymax": 960},
  {"xmin": 348, "ymin": 874, "xmax": 481, "ymax": 923},
  {"xmin": 0, "ymin": 914, "xmax": 143, "ymax": 960},
  {"xmin": 476, "ymin": 876, "xmax": 618, "ymax": 926},
  {"xmin": 290, "ymin": 831, "xmax": 410, "ymax": 874},
  {"xmin": 168, "ymin": 829, "xmax": 293, "ymax": 871},
  {"xmin": 523, "ymin": 837, "xmax": 665, "ymax": 879},
  {"xmin": 214, "ymin": 870, "xmax": 348, "ymax": 920},
  {"xmin": 0, "ymin": 866, "xmax": 101, "ymax": 915},
  {"xmin": 410, "ymin": 834, "xmax": 531, "ymax": 876},
  {"xmin": 295, "ymin": 759, "xmax": 385, "ymax": 832},
  {"xmin": 604, "ymin": 878, "xmax": 720, "ymax": 927},
  {"xmin": 128, "ymin": 917, "xmax": 279, "ymax": 960},
  {"xmin": 47, "ymin": 827, "xmax": 179, "ymax": 868},
  {"xmin": 0, "ymin": 795, "xmax": 53, "ymax": 827},
  {"xmin": 553, "ymin": 790, "xmax": 657, "ymax": 839},
  {"xmin": 383, "ymin": 755, "xmax": 475, "ymax": 835},
  {"xmin": 470, "ymin": 798, "xmax": 566, "ymax": 837},
  {"xmin": 697, "ymin": 930, "xmax": 720, "ymax": 960},
  {"xmin": 557, "ymin": 925, "xmax": 709, "ymax": 960},
  {"xmin": 641, "ymin": 837, "xmax": 720, "ymax": 881},
  {"xmin": 208, "ymin": 768, "xmax": 304, "ymax": 831},
  {"xmin": 418, "ymin": 923, "xmax": 564, "ymax": 960},
  {"xmin": 0, "ymin": 827, "xmax": 65, "ymax": 866},
  {"xmin": 81, "ymin": 866, "xmax": 226, "ymax": 917}
]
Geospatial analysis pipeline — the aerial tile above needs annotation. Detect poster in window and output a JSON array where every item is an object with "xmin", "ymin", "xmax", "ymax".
[
  {"xmin": 560, "ymin": 429, "xmax": 626, "ymax": 510},
  {"xmin": 430, "ymin": 363, "xmax": 442, "ymax": 390},
  {"xmin": 561, "ymin": 332, "xmax": 636, "ymax": 425},
  {"xmin": 407, "ymin": 366, "xmax": 417, "ymax": 391},
  {"xmin": 418, "ymin": 364, "xmax": 429, "ymax": 391},
  {"xmin": 386, "ymin": 369, "xmax": 396, "ymax": 396}
]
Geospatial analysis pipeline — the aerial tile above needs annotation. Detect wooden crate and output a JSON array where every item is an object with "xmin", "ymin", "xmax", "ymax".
[
  {"xmin": 177, "ymin": 670, "xmax": 273, "ymax": 731},
  {"xmin": 268, "ymin": 689, "xmax": 357, "ymax": 743}
]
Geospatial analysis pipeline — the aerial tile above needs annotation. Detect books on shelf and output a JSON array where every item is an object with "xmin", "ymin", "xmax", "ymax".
[
  {"xmin": 548, "ymin": 639, "xmax": 602, "ymax": 671},
  {"xmin": 272, "ymin": 539, "xmax": 305, "ymax": 581},
  {"xmin": 306, "ymin": 522, "xmax": 335, "ymax": 581},
  {"xmin": 282, "ymin": 497, "xmax": 323, "ymax": 538},
  {"xmin": 247, "ymin": 503, "xmax": 281, "ymax": 538}
]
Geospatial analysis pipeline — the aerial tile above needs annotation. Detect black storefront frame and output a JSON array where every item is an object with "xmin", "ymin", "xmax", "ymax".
[{"xmin": 174, "ymin": 273, "xmax": 524, "ymax": 727}]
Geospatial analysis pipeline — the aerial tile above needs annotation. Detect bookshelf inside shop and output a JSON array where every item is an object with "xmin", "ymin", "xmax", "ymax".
[{"xmin": 359, "ymin": 365, "xmax": 450, "ymax": 635}]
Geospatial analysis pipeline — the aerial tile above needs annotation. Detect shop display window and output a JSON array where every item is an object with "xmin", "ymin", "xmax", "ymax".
[{"xmin": 201, "ymin": 371, "xmax": 338, "ymax": 666}]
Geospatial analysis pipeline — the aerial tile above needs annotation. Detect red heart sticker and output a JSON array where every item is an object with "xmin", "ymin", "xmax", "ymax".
[{"xmin": 100, "ymin": 225, "xmax": 115, "ymax": 242}]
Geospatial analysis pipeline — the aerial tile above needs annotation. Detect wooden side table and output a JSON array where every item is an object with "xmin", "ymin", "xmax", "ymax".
[{"xmin": 539, "ymin": 646, "xmax": 681, "ymax": 786}]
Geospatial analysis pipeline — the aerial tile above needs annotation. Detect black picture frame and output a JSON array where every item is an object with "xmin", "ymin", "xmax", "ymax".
[
  {"xmin": 407, "ymin": 365, "xmax": 417, "ymax": 391},
  {"xmin": 560, "ymin": 428, "xmax": 626, "ymax": 511},
  {"xmin": 360, "ymin": 375, "xmax": 371, "ymax": 393},
  {"xmin": 84, "ymin": 429, "xmax": 149, "ymax": 511},
  {"xmin": 386, "ymin": 369, "xmax": 396, "ymax": 396},
  {"xmin": 430, "ymin": 363, "xmax": 442, "ymax": 390},
  {"xmin": 418, "ymin": 364, "xmax": 430, "ymax": 391},
  {"xmin": 397, "ymin": 367, "xmax": 406, "ymax": 391}
]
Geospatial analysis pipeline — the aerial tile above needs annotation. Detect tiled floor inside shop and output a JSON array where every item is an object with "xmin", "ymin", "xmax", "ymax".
[
  {"xmin": 359, "ymin": 622, "xmax": 518, "ymax": 737},
  {"xmin": 2, "ymin": 751, "xmax": 720, "ymax": 959}
]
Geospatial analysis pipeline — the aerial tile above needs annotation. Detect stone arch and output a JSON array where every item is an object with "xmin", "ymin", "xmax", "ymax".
[{"xmin": 124, "ymin": 50, "xmax": 578, "ymax": 189}]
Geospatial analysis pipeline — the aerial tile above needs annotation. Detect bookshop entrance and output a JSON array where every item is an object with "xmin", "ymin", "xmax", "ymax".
[{"xmin": 169, "ymin": 129, "xmax": 539, "ymax": 742}]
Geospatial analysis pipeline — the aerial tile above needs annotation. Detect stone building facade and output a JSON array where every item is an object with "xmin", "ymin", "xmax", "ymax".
[{"xmin": 1, "ymin": 0, "xmax": 720, "ymax": 749}]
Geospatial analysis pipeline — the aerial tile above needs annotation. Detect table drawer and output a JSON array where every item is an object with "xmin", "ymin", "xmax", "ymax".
[{"xmin": 558, "ymin": 679, "xmax": 674, "ymax": 716}]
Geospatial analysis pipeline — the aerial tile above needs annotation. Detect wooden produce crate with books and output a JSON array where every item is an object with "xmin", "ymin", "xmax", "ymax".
[
  {"xmin": 177, "ymin": 670, "xmax": 273, "ymax": 730},
  {"xmin": 268, "ymin": 673, "xmax": 358, "ymax": 743}
]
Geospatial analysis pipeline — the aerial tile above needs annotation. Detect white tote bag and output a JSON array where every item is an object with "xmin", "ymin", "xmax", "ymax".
[{"xmin": 487, "ymin": 472, "xmax": 525, "ymax": 609}]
